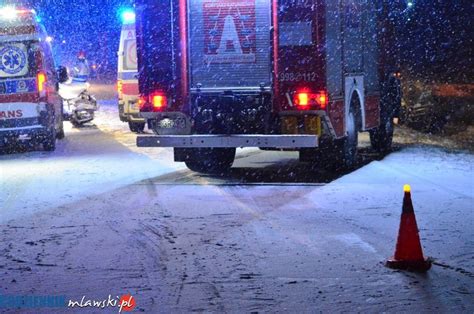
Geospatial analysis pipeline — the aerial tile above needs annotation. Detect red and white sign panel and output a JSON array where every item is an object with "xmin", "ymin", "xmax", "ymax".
[
  {"xmin": 124, "ymin": 39, "xmax": 137, "ymax": 71},
  {"xmin": 203, "ymin": 0, "xmax": 256, "ymax": 64}
]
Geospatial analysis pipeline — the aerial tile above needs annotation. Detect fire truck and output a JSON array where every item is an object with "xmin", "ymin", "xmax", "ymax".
[{"xmin": 135, "ymin": 0, "xmax": 401, "ymax": 173}]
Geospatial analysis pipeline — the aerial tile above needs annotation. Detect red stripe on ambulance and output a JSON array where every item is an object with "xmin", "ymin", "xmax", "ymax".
[
  {"xmin": 0, "ymin": 93, "xmax": 38, "ymax": 103},
  {"xmin": 121, "ymin": 83, "xmax": 139, "ymax": 96}
]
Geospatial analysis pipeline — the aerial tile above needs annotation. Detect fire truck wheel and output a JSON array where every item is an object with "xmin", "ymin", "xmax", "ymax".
[
  {"xmin": 339, "ymin": 106, "xmax": 359, "ymax": 169},
  {"xmin": 370, "ymin": 114, "xmax": 394, "ymax": 153},
  {"xmin": 42, "ymin": 127, "xmax": 57, "ymax": 152},
  {"xmin": 185, "ymin": 148, "xmax": 236, "ymax": 174},
  {"xmin": 129, "ymin": 122, "xmax": 146, "ymax": 133}
]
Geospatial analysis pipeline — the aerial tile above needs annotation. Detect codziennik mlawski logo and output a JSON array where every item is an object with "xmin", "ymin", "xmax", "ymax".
[{"xmin": 0, "ymin": 294, "xmax": 136, "ymax": 312}]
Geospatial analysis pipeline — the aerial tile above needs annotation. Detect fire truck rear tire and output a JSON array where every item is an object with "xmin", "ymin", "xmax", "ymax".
[
  {"xmin": 185, "ymin": 148, "xmax": 236, "ymax": 174},
  {"xmin": 129, "ymin": 122, "xmax": 146, "ymax": 133},
  {"xmin": 338, "ymin": 106, "xmax": 359, "ymax": 169}
]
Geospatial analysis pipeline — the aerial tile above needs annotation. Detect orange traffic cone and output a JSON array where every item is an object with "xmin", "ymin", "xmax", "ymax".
[{"xmin": 386, "ymin": 185, "xmax": 431, "ymax": 272}]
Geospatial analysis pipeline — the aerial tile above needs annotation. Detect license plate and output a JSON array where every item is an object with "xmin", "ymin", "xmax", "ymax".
[{"xmin": 158, "ymin": 117, "xmax": 187, "ymax": 130}]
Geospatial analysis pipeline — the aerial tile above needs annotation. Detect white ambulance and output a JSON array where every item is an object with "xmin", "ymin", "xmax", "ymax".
[
  {"xmin": 0, "ymin": 7, "xmax": 67, "ymax": 151},
  {"xmin": 117, "ymin": 10, "xmax": 143, "ymax": 133}
]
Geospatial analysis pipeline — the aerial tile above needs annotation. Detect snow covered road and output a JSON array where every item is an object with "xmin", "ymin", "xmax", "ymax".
[{"xmin": 0, "ymin": 93, "xmax": 473, "ymax": 312}]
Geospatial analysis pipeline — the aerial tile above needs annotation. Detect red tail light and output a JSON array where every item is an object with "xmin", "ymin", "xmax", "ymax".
[
  {"xmin": 37, "ymin": 72, "xmax": 47, "ymax": 96},
  {"xmin": 297, "ymin": 93, "xmax": 309, "ymax": 107},
  {"xmin": 152, "ymin": 93, "xmax": 166, "ymax": 109},
  {"xmin": 319, "ymin": 93, "xmax": 327, "ymax": 108},
  {"xmin": 294, "ymin": 91, "xmax": 327, "ymax": 110},
  {"xmin": 139, "ymin": 92, "xmax": 167, "ymax": 112},
  {"xmin": 138, "ymin": 96, "xmax": 146, "ymax": 109}
]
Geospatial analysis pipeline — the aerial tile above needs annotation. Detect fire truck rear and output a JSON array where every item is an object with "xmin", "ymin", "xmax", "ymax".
[{"xmin": 135, "ymin": 0, "xmax": 401, "ymax": 173}]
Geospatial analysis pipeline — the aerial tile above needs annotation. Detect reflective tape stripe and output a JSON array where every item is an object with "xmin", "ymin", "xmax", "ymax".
[
  {"xmin": 122, "ymin": 82, "xmax": 139, "ymax": 95},
  {"xmin": 137, "ymin": 134, "xmax": 319, "ymax": 148},
  {"xmin": 118, "ymin": 72, "xmax": 138, "ymax": 80}
]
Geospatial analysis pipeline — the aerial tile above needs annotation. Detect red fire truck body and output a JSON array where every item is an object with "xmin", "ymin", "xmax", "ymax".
[{"xmin": 135, "ymin": 0, "xmax": 400, "ymax": 173}]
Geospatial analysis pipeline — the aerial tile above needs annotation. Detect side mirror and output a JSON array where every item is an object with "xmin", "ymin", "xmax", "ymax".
[{"xmin": 57, "ymin": 66, "xmax": 69, "ymax": 83}]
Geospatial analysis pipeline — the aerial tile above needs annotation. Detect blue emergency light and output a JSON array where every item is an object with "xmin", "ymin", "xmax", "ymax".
[{"xmin": 120, "ymin": 9, "xmax": 135, "ymax": 24}]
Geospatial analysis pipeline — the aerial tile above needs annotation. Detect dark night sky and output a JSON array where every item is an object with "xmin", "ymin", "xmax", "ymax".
[
  {"xmin": 9, "ymin": 0, "xmax": 133, "ymax": 77},
  {"xmin": 401, "ymin": 0, "xmax": 473, "ymax": 82},
  {"xmin": 5, "ymin": 0, "xmax": 473, "ymax": 82}
]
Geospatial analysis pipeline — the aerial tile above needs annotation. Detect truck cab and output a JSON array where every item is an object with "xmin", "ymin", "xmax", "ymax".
[
  {"xmin": 117, "ymin": 9, "xmax": 143, "ymax": 133},
  {"xmin": 0, "ymin": 7, "xmax": 66, "ymax": 151}
]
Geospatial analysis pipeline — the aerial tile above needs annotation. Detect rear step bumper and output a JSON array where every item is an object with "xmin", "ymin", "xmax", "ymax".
[{"xmin": 137, "ymin": 135, "xmax": 318, "ymax": 148}]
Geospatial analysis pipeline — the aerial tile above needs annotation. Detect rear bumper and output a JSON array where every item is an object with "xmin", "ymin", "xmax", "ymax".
[
  {"xmin": 137, "ymin": 134, "xmax": 318, "ymax": 148},
  {"xmin": 119, "ymin": 99, "xmax": 144, "ymax": 123},
  {"xmin": 128, "ymin": 114, "xmax": 145, "ymax": 123},
  {"xmin": 0, "ymin": 125, "xmax": 48, "ymax": 145},
  {"xmin": 0, "ymin": 125, "xmax": 46, "ymax": 134},
  {"xmin": 0, "ymin": 102, "xmax": 55, "ymax": 142}
]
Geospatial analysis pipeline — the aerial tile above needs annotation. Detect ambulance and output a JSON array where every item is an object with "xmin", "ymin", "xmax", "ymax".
[
  {"xmin": 117, "ymin": 9, "xmax": 144, "ymax": 133},
  {"xmin": 0, "ymin": 7, "xmax": 67, "ymax": 151}
]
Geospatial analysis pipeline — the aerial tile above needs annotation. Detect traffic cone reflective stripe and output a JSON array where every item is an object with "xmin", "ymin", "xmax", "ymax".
[{"xmin": 386, "ymin": 185, "xmax": 431, "ymax": 272}]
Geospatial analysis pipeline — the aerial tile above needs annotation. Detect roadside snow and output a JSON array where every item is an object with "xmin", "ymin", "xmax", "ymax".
[
  {"xmin": 0, "ymin": 100, "xmax": 184, "ymax": 223},
  {"xmin": 306, "ymin": 147, "xmax": 474, "ymax": 271},
  {"xmin": 0, "ymin": 93, "xmax": 473, "ymax": 312}
]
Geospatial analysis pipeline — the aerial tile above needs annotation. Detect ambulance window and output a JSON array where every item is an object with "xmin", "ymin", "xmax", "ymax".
[
  {"xmin": 123, "ymin": 39, "xmax": 138, "ymax": 71},
  {"xmin": 0, "ymin": 42, "xmax": 30, "ymax": 78},
  {"xmin": 279, "ymin": 21, "xmax": 313, "ymax": 47}
]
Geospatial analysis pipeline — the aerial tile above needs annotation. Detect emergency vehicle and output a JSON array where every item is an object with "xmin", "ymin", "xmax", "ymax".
[
  {"xmin": 135, "ymin": 0, "xmax": 401, "ymax": 173},
  {"xmin": 117, "ymin": 10, "xmax": 144, "ymax": 133},
  {"xmin": 0, "ymin": 7, "xmax": 66, "ymax": 151}
]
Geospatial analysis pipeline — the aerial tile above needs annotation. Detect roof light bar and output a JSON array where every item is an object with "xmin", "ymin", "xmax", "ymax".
[
  {"xmin": 0, "ymin": 6, "xmax": 17, "ymax": 20},
  {"xmin": 0, "ymin": 7, "xmax": 36, "ymax": 20},
  {"xmin": 120, "ymin": 9, "xmax": 136, "ymax": 24}
]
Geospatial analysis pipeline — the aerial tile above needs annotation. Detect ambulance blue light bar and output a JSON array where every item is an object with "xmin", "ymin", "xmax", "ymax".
[
  {"xmin": 120, "ymin": 9, "xmax": 135, "ymax": 24},
  {"xmin": 0, "ymin": 6, "xmax": 19, "ymax": 19},
  {"xmin": 0, "ymin": 7, "xmax": 36, "ymax": 20}
]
